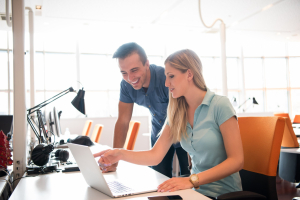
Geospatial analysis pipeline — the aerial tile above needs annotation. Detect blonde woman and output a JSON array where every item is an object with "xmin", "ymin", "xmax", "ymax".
[{"xmin": 94, "ymin": 49, "xmax": 244, "ymax": 199}]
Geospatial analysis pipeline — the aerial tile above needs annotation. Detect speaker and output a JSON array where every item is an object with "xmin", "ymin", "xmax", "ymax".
[{"xmin": 54, "ymin": 149, "xmax": 69, "ymax": 162}]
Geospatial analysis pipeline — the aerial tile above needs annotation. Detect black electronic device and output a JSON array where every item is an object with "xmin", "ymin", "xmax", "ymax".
[
  {"xmin": 54, "ymin": 149, "xmax": 69, "ymax": 162},
  {"xmin": 148, "ymin": 195, "xmax": 182, "ymax": 200},
  {"xmin": 31, "ymin": 144, "xmax": 54, "ymax": 166},
  {"xmin": 53, "ymin": 107, "xmax": 62, "ymax": 137},
  {"xmin": 0, "ymin": 115, "xmax": 13, "ymax": 140}
]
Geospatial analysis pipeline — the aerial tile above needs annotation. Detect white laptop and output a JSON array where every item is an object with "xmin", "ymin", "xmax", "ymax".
[{"xmin": 67, "ymin": 143, "xmax": 157, "ymax": 198}]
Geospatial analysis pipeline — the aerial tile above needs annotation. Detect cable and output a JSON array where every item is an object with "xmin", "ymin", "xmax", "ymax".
[{"xmin": 198, "ymin": 0, "xmax": 224, "ymax": 28}]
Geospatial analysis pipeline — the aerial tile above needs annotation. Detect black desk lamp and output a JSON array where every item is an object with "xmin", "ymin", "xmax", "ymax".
[
  {"xmin": 27, "ymin": 87, "xmax": 85, "ymax": 167},
  {"xmin": 238, "ymin": 97, "xmax": 259, "ymax": 112}
]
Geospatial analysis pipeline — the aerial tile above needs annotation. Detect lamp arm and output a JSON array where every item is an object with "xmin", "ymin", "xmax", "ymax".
[
  {"xmin": 28, "ymin": 87, "xmax": 74, "ymax": 115},
  {"xmin": 198, "ymin": 0, "xmax": 224, "ymax": 28},
  {"xmin": 238, "ymin": 98, "xmax": 251, "ymax": 109},
  {"xmin": 27, "ymin": 115, "xmax": 41, "ymax": 143}
]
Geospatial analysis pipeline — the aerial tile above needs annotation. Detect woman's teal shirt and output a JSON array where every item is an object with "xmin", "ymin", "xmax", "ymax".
[{"xmin": 180, "ymin": 89, "xmax": 242, "ymax": 197}]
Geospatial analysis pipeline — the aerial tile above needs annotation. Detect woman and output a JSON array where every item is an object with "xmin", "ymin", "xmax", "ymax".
[{"xmin": 94, "ymin": 49, "xmax": 244, "ymax": 198}]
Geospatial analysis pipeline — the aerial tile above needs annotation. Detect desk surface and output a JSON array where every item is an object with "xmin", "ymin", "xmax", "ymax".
[{"xmin": 10, "ymin": 145, "xmax": 209, "ymax": 200}]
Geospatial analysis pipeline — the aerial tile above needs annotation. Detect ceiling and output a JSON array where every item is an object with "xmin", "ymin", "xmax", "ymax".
[{"xmin": 0, "ymin": 0, "xmax": 300, "ymax": 41}]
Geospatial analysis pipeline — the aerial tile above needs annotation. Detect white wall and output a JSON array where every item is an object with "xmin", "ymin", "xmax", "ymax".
[{"xmin": 60, "ymin": 116, "xmax": 150, "ymax": 151}]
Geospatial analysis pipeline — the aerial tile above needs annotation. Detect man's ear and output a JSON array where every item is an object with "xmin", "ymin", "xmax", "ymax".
[
  {"xmin": 145, "ymin": 60, "xmax": 150, "ymax": 68},
  {"xmin": 187, "ymin": 69, "xmax": 193, "ymax": 80}
]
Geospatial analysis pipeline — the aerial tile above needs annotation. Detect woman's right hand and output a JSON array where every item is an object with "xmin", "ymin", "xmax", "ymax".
[{"xmin": 93, "ymin": 149, "xmax": 122, "ymax": 172}]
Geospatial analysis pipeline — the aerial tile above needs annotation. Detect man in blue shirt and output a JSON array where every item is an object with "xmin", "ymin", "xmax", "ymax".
[{"xmin": 107, "ymin": 42, "xmax": 190, "ymax": 178}]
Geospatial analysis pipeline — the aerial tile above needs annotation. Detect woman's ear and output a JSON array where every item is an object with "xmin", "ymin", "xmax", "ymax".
[{"xmin": 187, "ymin": 69, "xmax": 193, "ymax": 81}]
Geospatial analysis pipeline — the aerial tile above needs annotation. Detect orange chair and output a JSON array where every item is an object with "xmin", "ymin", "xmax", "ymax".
[
  {"xmin": 278, "ymin": 117, "xmax": 300, "ymax": 187},
  {"xmin": 90, "ymin": 124, "xmax": 103, "ymax": 143},
  {"xmin": 217, "ymin": 117, "xmax": 285, "ymax": 200},
  {"xmin": 81, "ymin": 120, "xmax": 93, "ymax": 136},
  {"xmin": 293, "ymin": 115, "xmax": 300, "ymax": 124},
  {"xmin": 123, "ymin": 121, "xmax": 141, "ymax": 150}
]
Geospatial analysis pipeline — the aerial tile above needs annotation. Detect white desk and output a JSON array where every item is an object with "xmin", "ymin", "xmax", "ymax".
[{"xmin": 10, "ymin": 145, "xmax": 209, "ymax": 200}]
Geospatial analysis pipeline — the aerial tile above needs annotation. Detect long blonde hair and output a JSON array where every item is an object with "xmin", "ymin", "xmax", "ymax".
[{"xmin": 165, "ymin": 49, "xmax": 207, "ymax": 143}]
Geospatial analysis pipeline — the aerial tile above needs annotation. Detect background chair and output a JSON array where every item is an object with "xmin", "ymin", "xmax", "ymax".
[
  {"xmin": 293, "ymin": 115, "xmax": 300, "ymax": 124},
  {"xmin": 278, "ymin": 117, "xmax": 300, "ymax": 188},
  {"xmin": 123, "ymin": 121, "xmax": 141, "ymax": 150},
  {"xmin": 90, "ymin": 124, "xmax": 103, "ymax": 143},
  {"xmin": 81, "ymin": 120, "xmax": 93, "ymax": 136},
  {"xmin": 217, "ymin": 116, "xmax": 285, "ymax": 200}
]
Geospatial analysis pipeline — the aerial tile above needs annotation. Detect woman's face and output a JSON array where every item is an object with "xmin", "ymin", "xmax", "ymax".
[{"xmin": 164, "ymin": 62, "xmax": 190, "ymax": 98}]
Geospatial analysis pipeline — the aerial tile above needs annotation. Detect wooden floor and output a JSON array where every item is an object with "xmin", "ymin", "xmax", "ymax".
[{"xmin": 277, "ymin": 177, "xmax": 300, "ymax": 200}]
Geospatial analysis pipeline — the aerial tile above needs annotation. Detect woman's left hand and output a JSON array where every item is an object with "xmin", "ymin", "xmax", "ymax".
[{"xmin": 157, "ymin": 177, "xmax": 194, "ymax": 192}]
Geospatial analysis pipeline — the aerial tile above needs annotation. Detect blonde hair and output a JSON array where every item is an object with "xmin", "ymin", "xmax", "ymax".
[{"xmin": 165, "ymin": 49, "xmax": 207, "ymax": 143}]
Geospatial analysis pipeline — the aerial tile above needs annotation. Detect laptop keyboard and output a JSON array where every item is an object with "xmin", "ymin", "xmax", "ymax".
[{"xmin": 107, "ymin": 181, "xmax": 135, "ymax": 194}]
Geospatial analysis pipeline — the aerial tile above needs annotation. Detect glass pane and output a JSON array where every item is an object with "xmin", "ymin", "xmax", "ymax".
[
  {"xmin": 266, "ymin": 90, "xmax": 288, "ymax": 113},
  {"xmin": 288, "ymin": 42, "xmax": 300, "ymax": 57},
  {"xmin": 244, "ymin": 58, "xmax": 263, "ymax": 89},
  {"xmin": 289, "ymin": 58, "xmax": 300, "ymax": 88},
  {"xmin": 84, "ymin": 91, "xmax": 109, "ymax": 117},
  {"xmin": 201, "ymin": 57, "xmax": 221, "ymax": 90},
  {"xmin": 35, "ymin": 52, "xmax": 45, "ymax": 90},
  {"xmin": 242, "ymin": 90, "xmax": 264, "ymax": 113},
  {"xmin": 0, "ymin": 92, "xmax": 8, "ymax": 115},
  {"xmin": 265, "ymin": 58, "xmax": 287, "ymax": 88},
  {"xmin": 44, "ymin": 53, "xmax": 77, "ymax": 90},
  {"xmin": 148, "ymin": 56, "xmax": 164, "ymax": 68},
  {"xmin": 80, "ymin": 54, "xmax": 122, "ymax": 90},
  {"xmin": 291, "ymin": 89, "xmax": 300, "ymax": 117},
  {"xmin": 0, "ymin": 31, "xmax": 7, "ymax": 49},
  {"xmin": 108, "ymin": 91, "xmax": 120, "ymax": 118},
  {"xmin": 227, "ymin": 58, "xmax": 239, "ymax": 90},
  {"xmin": 0, "ymin": 51, "xmax": 8, "ymax": 89}
]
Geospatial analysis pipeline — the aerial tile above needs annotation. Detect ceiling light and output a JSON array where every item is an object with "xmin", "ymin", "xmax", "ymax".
[
  {"xmin": 286, "ymin": 37, "xmax": 290, "ymax": 40},
  {"xmin": 262, "ymin": 4, "xmax": 273, "ymax": 11},
  {"xmin": 36, "ymin": 5, "xmax": 42, "ymax": 10},
  {"xmin": 277, "ymin": 32, "xmax": 281, "ymax": 35}
]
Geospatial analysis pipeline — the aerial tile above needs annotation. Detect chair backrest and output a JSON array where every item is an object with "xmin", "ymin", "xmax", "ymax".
[
  {"xmin": 81, "ymin": 120, "xmax": 93, "ymax": 136},
  {"xmin": 123, "ymin": 121, "xmax": 141, "ymax": 150},
  {"xmin": 281, "ymin": 117, "xmax": 299, "ymax": 148},
  {"xmin": 293, "ymin": 115, "xmax": 300, "ymax": 124},
  {"xmin": 274, "ymin": 113, "xmax": 290, "ymax": 120},
  {"xmin": 90, "ymin": 124, "xmax": 103, "ymax": 143},
  {"xmin": 238, "ymin": 117, "xmax": 285, "ymax": 200}
]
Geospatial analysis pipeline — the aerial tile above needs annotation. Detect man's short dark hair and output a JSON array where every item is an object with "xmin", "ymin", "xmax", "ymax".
[{"xmin": 113, "ymin": 42, "xmax": 147, "ymax": 65}]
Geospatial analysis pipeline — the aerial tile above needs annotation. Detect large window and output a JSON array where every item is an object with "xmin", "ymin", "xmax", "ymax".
[{"xmin": 1, "ymin": 29, "xmax": 300, "ymax": 118}]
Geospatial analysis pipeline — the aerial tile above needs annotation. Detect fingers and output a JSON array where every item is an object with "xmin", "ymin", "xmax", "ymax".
[
  {"xmin": 100, "ymin": 163, "xmax": 118, "ymax": 173},
  {"xmin": 93, "ymin": 149, "xmax": 110, "ymax": 158}
]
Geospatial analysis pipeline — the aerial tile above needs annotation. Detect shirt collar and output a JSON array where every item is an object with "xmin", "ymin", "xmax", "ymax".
[
  {"xmin": 145, "ymin": 65, "xmax": 155, "ymax": 94},
  {"xmin": 201, "ymin": 88, "xmax": 215, "ymax": 106}
]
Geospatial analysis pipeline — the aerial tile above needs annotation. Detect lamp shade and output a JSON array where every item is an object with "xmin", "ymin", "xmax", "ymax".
[
  {"xmin": 71, "ymin": 89, "xmax": 85, "ymax": 115},
  {"xmin": 252, "ymin": 97, "xmax": 259, "ymax": 105}
]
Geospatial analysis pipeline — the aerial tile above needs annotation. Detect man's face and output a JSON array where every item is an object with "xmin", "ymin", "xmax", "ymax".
[{"xmin": 119, "ymin": 53, "xmax": 150, "ymax": 90}]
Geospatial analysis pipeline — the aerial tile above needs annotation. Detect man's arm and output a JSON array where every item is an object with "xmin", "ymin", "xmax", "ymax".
[{"xmin": 113, "ymin": 101, "xmax": 134, "ymax": 148}]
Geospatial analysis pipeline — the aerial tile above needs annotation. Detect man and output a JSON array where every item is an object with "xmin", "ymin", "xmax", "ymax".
[{"xmin": 107, "ymin": 42, "xmax": 190, "ymax": 178}]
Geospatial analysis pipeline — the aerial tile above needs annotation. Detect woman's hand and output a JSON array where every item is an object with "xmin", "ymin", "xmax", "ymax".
[
  {"xmin": 93, "ymin": 149, "xmax": 122, "ymax": 172},
  {"xmin": 157, "ymin": 177, "xmax": 194, "ymax": 192}
]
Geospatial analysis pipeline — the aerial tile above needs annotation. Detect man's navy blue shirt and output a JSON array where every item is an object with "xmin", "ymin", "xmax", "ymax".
[{"xmin": 119, "ymin": 64, "xmax": 169, "ymax": 144}]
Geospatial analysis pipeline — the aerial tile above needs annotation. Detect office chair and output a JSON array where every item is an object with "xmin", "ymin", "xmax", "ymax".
[
  {"xmin": 217, "ymin": 116, "xmax": 285, "ymax": 200},
  {"xmin": 81, "ymin": 120, "xmax": 93, "ymax": 137},
  {"xmin": 90, "ymin": 124, "xmax": 103, "ymax": 143},
  {"xmin": 278, "ymin": 117, "xmax": 300, "ymax": 188},
  {"xmin": 123, "ymin": 121, "xmax": 141, "ymax": 150},
  {"xmin": 293, "ymin": 115, "xmax": 300, "ymax": 124}
]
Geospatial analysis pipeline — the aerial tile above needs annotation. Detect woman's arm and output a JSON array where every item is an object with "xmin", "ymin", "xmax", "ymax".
[
  {"xmin": 93, "ymin": 124, "xmax": 173, "ymax": 170},
  {"xmin": 158, "ymin": 116, "xmax": 243, "ymax": 192}
]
